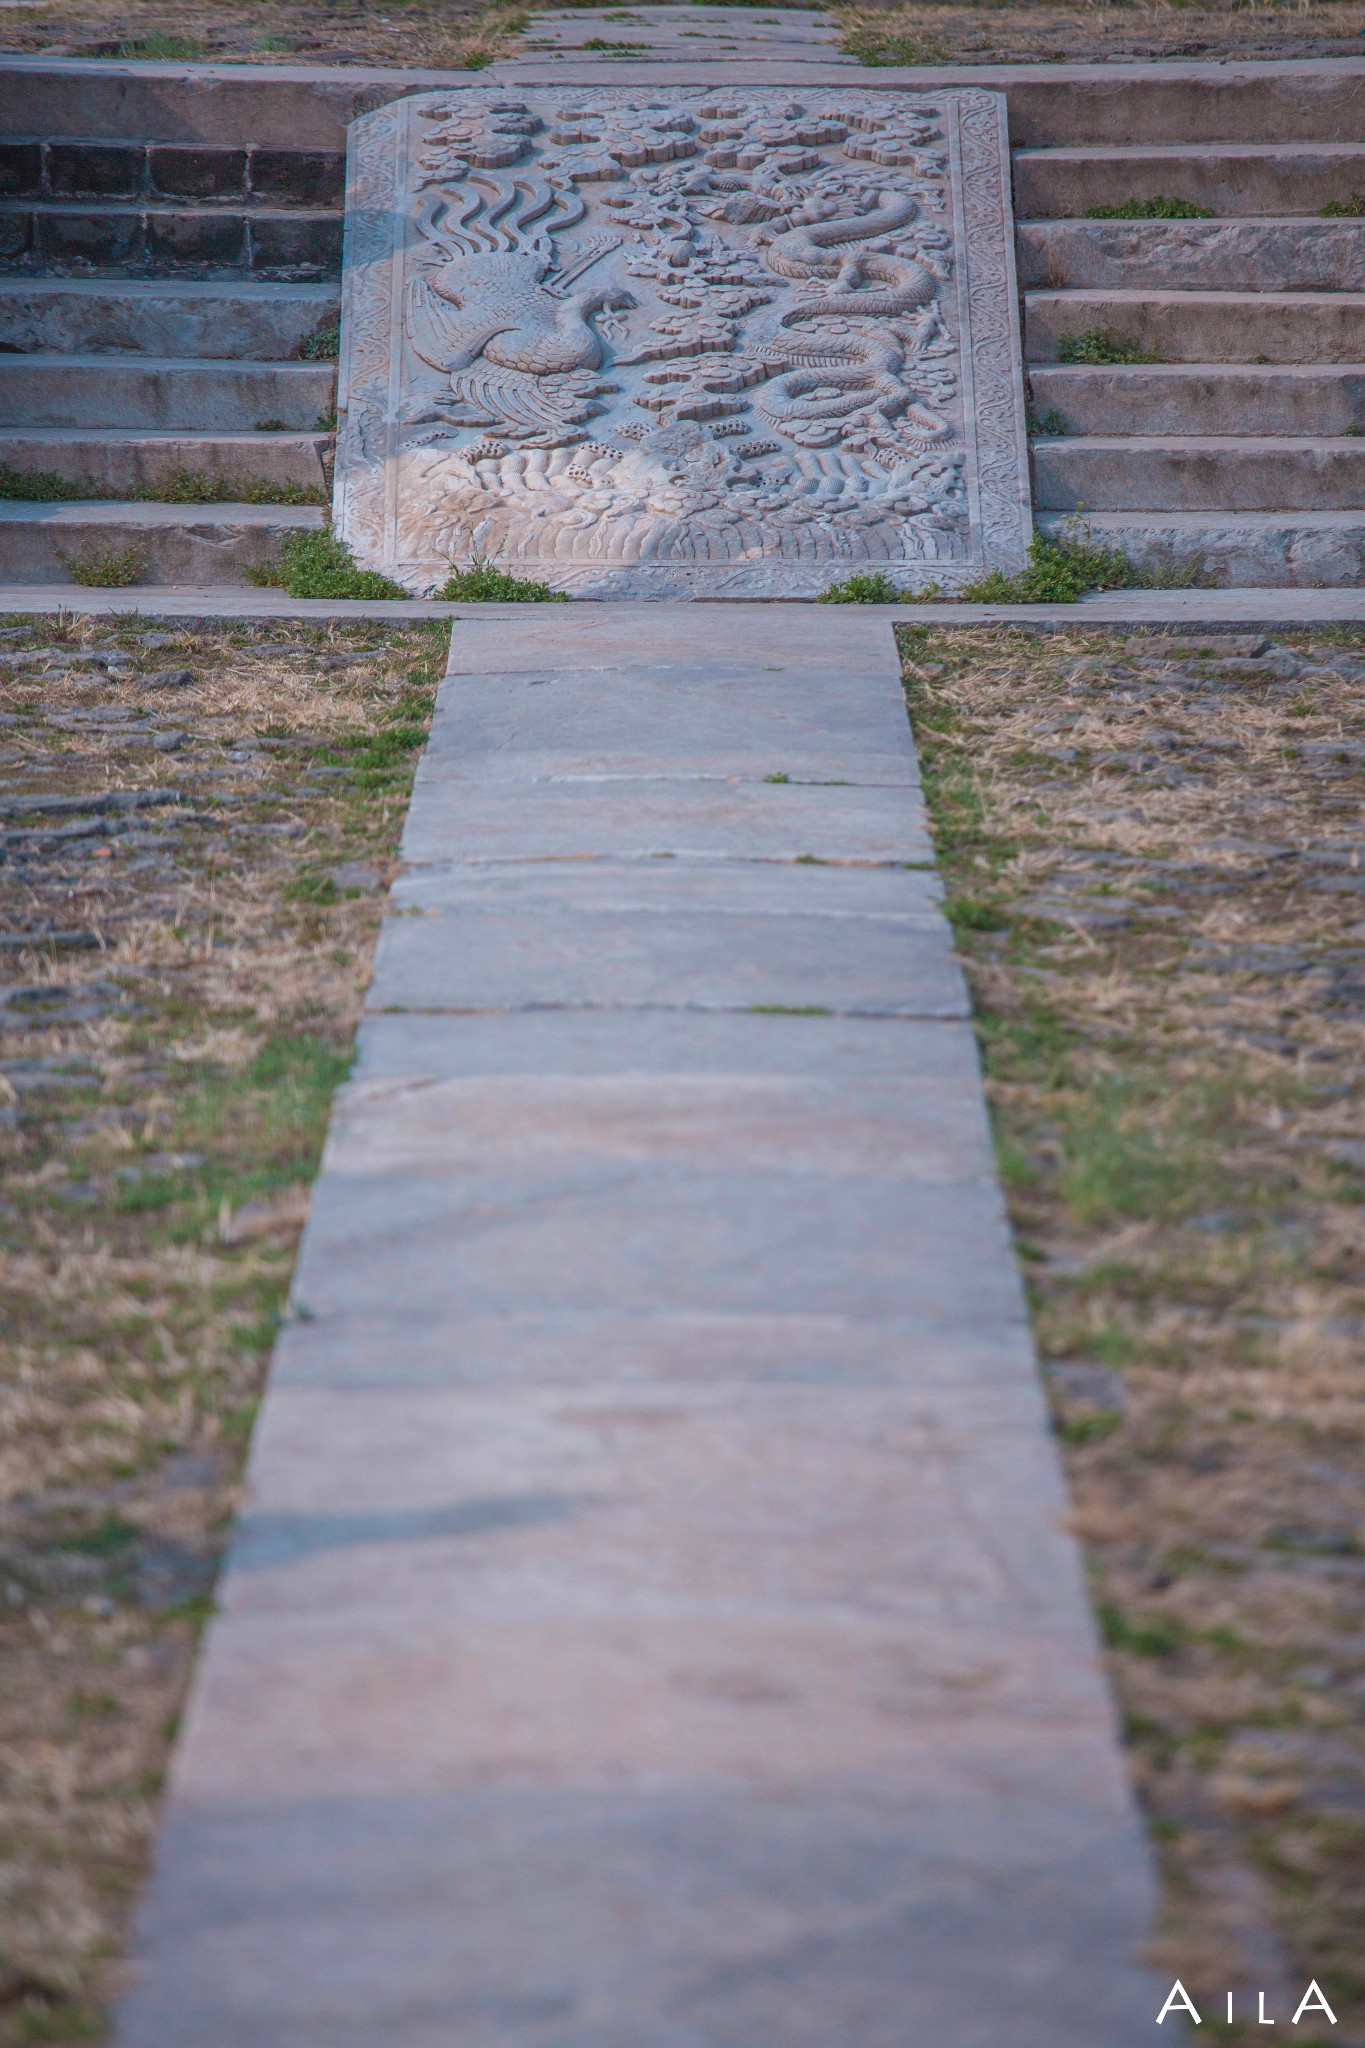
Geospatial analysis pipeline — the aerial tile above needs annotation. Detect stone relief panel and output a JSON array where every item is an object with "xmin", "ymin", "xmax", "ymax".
[{"xmin": 336, "ymin": 87, "xmax": 1031, "ymax": 596}]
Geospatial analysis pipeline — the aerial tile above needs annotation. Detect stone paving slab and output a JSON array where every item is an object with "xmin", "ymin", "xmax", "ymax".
[
  {"xmin": 378, "ymin": 860, "xmax": 962, "ymax": 1017},
  {"xmin": 401, "ymin": 780, "xmax": 931, "ymax": 868},
  {"xmin": 115, "ymin": 606, "xmax": 1165, "ymax": 2047}
]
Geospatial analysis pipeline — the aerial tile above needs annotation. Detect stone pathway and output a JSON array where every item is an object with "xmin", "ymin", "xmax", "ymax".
[
  {"xmin": 115, "ymin": 606, "xmax": 1164, "ymax": 2046},
  {"xmin": 512, "ymin": 3, "xmax": 853, "ymax": 67}
]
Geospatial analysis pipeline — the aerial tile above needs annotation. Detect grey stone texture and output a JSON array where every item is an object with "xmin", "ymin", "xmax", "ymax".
[
  {"xmin": 335, "ymin": 85, "xmax": 1031, "ymax": 597},
  {"xmin": 1025, "ymin": 286, "xmax": 1365, "ymax": 365},
  {"xmin": 1027, "ymin": 362, "xmax": 1365, "ymax": 438},
  {"xmin": 0, "ymin": 278, "xmax": 339, "ymax": 359},
  {"xmin": 0, "ymin": 353, "xmax": 333, "ymax": 430},
  {"xmin": 1017, "ymin": 216, "xmax": 1365, "ymax": 294},
  {"xmin": 0, "ymin": 427, "xmax": 329, "ymax": 495},
  {"xmin": 1014, "ymin": 139, "xmax": 1365, "ymax": 218},
  {"xmin": 0, "ymin": 499, "xmax": 320, "ymax": 583},
  {"xmin": 1033, "ymin": 433, "xmax": 1365, "ymax": 512},
  {"xmin": 114, "ymin": 605, "xmax": 1164, "ymax": 2048}
]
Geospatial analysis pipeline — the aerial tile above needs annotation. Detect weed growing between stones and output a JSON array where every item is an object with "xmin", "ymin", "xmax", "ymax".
[
  {"xmin": 0, "ymin": 466, "xmax": 75, "ymax": 502},
  {"xmin": 1058, "ymin": 325, "xmax": 1165, "ymax": 366},
  {"xmin": 817, "ymin": 571, "xmax": 910, "ymax": 603},
  {"xmin": 63, "ymin": 547, "xmax": 147, "ymax": 589},
  {"xmin": 1083, "ymin": 195, "xmax": 1214, "ymax": 219},
  {"xmin": 246, "ymin": 524, "xmax": 406, "ymax": 601},
  {"xmin": 436, "ymin": 558, "xmax": 569, "ymax": 602},
  {"xmin": 955, "ymin": 529, "xmax": 1135, "ymax": 602},
  {"xmin": 136, "ymin": 469, "xmax": 326, "ymax": 508},
  {"xmin": 820, "ymin": 531, "xmax": 1143, "ymax": 606},
  {"xmin": 902, "ymin": 625, "xmax": 1365, "ymax": 2037},
  {"xmin": 1320, "ymin": 194, "xmax": 1365, "ymax": 217},
  {"xmin": 299, "ymin": 320, "xmax": 341, "ymax": 361},
  {"xmin": 1026, "ymin": 403, "xmax": 1071, "ymax": 437},
  {"xmin": 0, "ymin": 468, "xmax": 325, "ymax": 507},
  {"xmin": 0, "ymin": 617, "xmax": 445, "ymax": 2045}
]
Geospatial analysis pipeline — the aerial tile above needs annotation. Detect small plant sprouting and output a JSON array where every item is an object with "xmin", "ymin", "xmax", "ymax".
[
  {"xmin": 1320, "ymin": 193, "xmax": 1365, "ymax": 217},
  {"xmin": 300, "ymin": 320, "xmax": 341, "ymax": 361},
  {"xmin": 1057, "ymin": 327, "xmax": 1163, "ymax": 366},
  {"xmin": 1026, "ymin": 404, "xmax": 1070, "ymax": 437}
]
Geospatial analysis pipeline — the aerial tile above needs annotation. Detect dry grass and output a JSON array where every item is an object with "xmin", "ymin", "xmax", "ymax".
[
  {"xmin": 6, "ymin": 0, "xmax": 1359, "ymax": 67},
  {"xmin": 903, "ymin": 624, "xmax": 1365, "ymax": 2043},
  {"xmin": 0, "ymin": 0, "xmax": 524, "ymax": 70},
  {"xmin": 837, "ymin": 0, "xmax": 1365, "ymax": 64},
  {"xmin": 0, "ymin": 615, "xmax": 444, "ymax": 2045}
]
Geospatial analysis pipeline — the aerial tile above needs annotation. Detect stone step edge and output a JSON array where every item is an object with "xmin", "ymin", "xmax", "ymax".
[
  {"xmin": 1, "ymin": 586, "xmax": 1363, "ymax": 627},
  {"xmin": 1031, "ymin": 433, "xmax": 1365, "ymax": 449},
  {"xmin": 0, "ymin": 353, "xmax": 331, "ymax": 371},
  {"xmin": 1024, "ymin": 288, "xmax": 1365, "ymax": 306},
  {"xmin": 1033, "ymin": 361, "xmax": 1365, "ymax": 371},
  {"xmin": 1015, "ymin": 141, "xmax": 1365, "ymax": 158},
  {"xmin": 0, "ymin": 277, "xmax": 339, "ymax": 296}
]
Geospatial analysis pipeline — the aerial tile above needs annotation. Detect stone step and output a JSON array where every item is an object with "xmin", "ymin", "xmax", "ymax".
[
  {"xmin": 0, "ymin": 498, "xmax": 320, "ymax": 582},
  {"xmin": 1029, "ymin": 362, "xmax": 1365, "ymax": 437},
  {"xmin": 0, "ymin": 276, "xmax": 337, "ymax": 358},
  {"xmin": 1025, "ymin": 288, "xmax": 1365, "ymax": 365},
  {"xmin": 0, "ymin": 354, "xmax": 334, "ymax": 429},
  {"xmin": 1033, "ymin": 434, "xmax": 1365, "ymax": 512},
  {"xmin": 1037, "ymin": 507, "xmax": 1365, "ymax": 587},
  {"xmin": 0, "ymin": 137, "xmax": 343, "ymax": 206},
  {"xmin": 3, "ymin": 57, "xmax": 1364, "ymax": 152},
  {"xmin": 1014, "ymin": 142, "xmax": 1365, "ymax": 218},
  {"xmin": 0, "ymin": 202, "xmax": 342, "ymax": 276},
  {"xmin": 1017, "ymin": 217, "xmax": 1365, "ymax": 294},
  {"xmin": 0, "ymin": 426, "xmax": 328, "ymax": 494}
]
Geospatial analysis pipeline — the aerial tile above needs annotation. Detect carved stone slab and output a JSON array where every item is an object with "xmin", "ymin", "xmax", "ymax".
[{"xmin": 336, "ymin": 88, "xmax": 1031, "ymax": 596}]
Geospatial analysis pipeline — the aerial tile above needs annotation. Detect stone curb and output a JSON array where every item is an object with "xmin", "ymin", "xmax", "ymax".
[{"xmin": 0, "ymin": 587, "xmax": 1362, "ymax": 627}]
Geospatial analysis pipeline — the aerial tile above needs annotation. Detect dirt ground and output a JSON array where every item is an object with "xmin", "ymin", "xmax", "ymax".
[
  {"xmin": 903, "ymin": 625, "xmax": 1365, "ymax": 2044},
  {"xmin": 0, "ymin": 616, "xmax": 443, "ymax": 2046},
  {"xmin": 1, "ymin": 0, "xmax": 1360, "ymax": 69}
]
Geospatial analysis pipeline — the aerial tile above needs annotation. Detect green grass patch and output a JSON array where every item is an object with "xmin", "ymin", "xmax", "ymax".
[
  {"xmin": 116, "ymin": 29, "xmax": 207, "ymax": 56},
  {"xmin": 1057, "ymin": 325, "xmax": 1163, "ymax": 366},
  {"xmin": 0, "ymin": 463, "xmax": 80, "ymax": 501},
  {"xmin": 137, "ymin": 467, "xmax": 324, "ymax": 507},
  {"xmin": 840, "ymin": 25, "xmax": 949, "ymax": 62},
  {"xmin": 63, "ymin": 546, "xmax": 146, "ymax": 588},
  {"xmin": 1320, "ymin": 193, "xmax": 1365, "ymax": 217},
  {"xmin": 300, "ymin": 319, "xmax": 341, "ymax": 360},
  {"xmin": 246, "ymin": 524, "xmax": 407, "ymax": 601},
  {"xmin": 436, "ymin": 558, "xmax": 568, "ymax": 601},
  {"xmin": 1083, "ymin": 195, "xmax": 1213, "ymax": 219},
  {"xmin": 1101, "ymin": 1604, "xmax": 1189, "ymax": 1657}
]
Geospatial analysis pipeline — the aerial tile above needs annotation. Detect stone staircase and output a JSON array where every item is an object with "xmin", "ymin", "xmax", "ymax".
[
  {"xmin": 0, "ymin": 53, "xmax": 1362, "ymax": 590},
  {"xmin": 1016, "ymin": 112, "xmax": 1365, "ymax": 585},
  {"xmin": 0, "ymin": 80, "xmax": 346, "ymax": 582}
]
